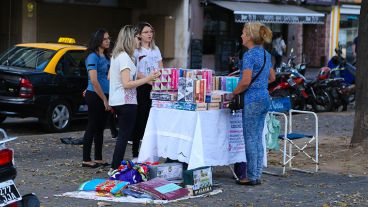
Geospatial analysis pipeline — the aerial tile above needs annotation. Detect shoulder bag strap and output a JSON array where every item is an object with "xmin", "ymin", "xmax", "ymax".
[{"xmin": 243, "ymin": 49, "xmax": 267, "ymax": 93}]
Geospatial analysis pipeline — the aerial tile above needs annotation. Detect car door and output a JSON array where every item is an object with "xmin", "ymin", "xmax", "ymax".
[{"xmin": 54, "ymin": 50, "xmax": 87, "ymax": 115}]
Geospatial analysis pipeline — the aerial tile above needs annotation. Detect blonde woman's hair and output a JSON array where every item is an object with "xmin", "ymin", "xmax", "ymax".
[
  {"xmin": 243, "ymin": 22, "xmax": 273, "ymax": 45},
  {"xmin": 112, "ymin": 25, "xmax": 136, "ymax": 58}
]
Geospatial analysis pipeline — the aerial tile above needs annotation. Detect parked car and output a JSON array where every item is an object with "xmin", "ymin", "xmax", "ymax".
[{"xmin": 0, "ymin": 38, "xmax": 88, "ymax": 132}]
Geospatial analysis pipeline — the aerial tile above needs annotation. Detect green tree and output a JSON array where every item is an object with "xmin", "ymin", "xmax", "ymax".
[{"xmin": 351, "ymin": 1, "xmax": 368, "ymax": 148}]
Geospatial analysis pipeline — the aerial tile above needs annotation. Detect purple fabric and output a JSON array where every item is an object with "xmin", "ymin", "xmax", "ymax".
[
  {"xmin": 113, "ymin": 169, "xmax": 143, "ymax": 184},
  {"xmin": 234, "ymin": 162, "xmax": 247, "ymax": 179}
]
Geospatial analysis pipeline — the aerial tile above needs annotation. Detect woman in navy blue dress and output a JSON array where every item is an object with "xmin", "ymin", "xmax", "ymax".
[{"xmin": 232, "ymin": 22, "xmax": 275, "ymax": 185}]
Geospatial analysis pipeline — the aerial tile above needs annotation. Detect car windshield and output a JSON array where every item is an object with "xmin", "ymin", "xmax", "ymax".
[{"xmin": 0, "ymin": 46, "xmax": 56, "ymax": 70}]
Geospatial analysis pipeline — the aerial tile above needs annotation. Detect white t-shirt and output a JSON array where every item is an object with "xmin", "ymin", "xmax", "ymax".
[
  {"xmin": 272, "ymin": 37, "xmax": 286, "ymax": 56},
  {"xmin": 134, "ymin": 47, "xmax": 162, "ymax": 77},
  {"xmin": 109, "ymin": 52, "xmax": 137, "ymax": 106}
]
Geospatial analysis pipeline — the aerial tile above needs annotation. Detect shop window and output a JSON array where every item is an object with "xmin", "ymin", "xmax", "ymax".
[{"xmin": 339, "ymin": 14, "xmax": 359, "ymax": 63}]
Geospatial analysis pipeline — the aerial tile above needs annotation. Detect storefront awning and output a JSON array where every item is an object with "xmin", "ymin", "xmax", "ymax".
[{"xmin": 211, "ymin": 1, "xmax": 325, "ymax": 24}]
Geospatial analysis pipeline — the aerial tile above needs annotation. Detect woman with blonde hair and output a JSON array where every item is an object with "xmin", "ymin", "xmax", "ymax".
[
  {"xmin": 232, "ymin": 22, "xmax": 276, "ymax": 185},
  {"xmin": 108, "ymin": 25, "xmax": 160, "ymax": 170}
]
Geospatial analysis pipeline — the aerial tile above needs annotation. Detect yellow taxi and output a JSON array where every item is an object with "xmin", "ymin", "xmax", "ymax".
[{"xmin": 0, "ymin": 38, "xmax": 88, "ymax": 132}]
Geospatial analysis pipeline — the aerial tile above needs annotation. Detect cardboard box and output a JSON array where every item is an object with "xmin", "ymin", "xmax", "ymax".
[
  {"xmin": 184, "ymin": 78, "xmax": 194, "ymax": 102},
  {"xmin": 205, "ymin": 94, "xmax": 222, "ymax": 103},
  {"xmin": 178, "ymin": 77, "xmax": 186, "ymax": 102},
  {"xmin": 150, "ymin": 92, "xmax": 178, "ymax": 101},
  {"xmin": 195, "ymin": 103, "xmax": 208, "ymax": 111},
  {"xmin": 207, "ymin": 102, "xmax": 220, "ymax": 110},
  {"xmin": 149, "ymin": 163, "xmax": 183, "ymax": 181},
  {"xmin": 183, "ymin": 166, "xmax": 213, "ymax": 196},
  {"xmin": 195, "ymin": 79, "xmax": 206, "ymax": 103}
]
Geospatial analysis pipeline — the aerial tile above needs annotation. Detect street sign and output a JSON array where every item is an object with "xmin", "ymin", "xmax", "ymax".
[{"xmin": 235, "ymin": 13, "xmax": 324, "ymax": 24}]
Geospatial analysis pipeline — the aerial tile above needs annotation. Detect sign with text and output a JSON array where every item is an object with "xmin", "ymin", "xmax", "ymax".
[
  {"xmin": 228, "ymin": 111, "xmax": 245, "ymax": 153},
  {"xmin": 235, "ymin": 13, "xmax": 324, "ymax": 24}
]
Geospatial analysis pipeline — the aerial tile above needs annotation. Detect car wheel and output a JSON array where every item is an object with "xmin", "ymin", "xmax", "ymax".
[
  {"xmin": 41, "ymin": 100, "xmax": 71, "ymax": 132},
  {"xmin": 0, "ymin": 115, "xmax": 6, "ymax": 123}
]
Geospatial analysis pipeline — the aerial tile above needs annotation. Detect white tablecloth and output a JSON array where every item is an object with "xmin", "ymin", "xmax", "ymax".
[{"xmin": 138, "ymin": 108, "xmax": 249, "ymax": 170}]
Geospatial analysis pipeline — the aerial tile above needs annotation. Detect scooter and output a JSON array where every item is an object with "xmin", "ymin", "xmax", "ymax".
[{"xmin": 0, "ymin": 129, "xmax": 40, "ymax": 207}]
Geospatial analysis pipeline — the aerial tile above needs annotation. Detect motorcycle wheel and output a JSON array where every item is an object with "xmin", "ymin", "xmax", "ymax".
[{"xmin": 312, "ymin": 89, "xmax": 333, "ymax": 112}]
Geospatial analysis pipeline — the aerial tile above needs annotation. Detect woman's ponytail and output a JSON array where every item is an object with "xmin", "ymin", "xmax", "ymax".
[
  {"xmin": 259, "ymin": 25, "xmax": 273, "ymax": 44},
  {"xmin": 244, "ymin": 22, "xmax": 272, "ymax": 45}
]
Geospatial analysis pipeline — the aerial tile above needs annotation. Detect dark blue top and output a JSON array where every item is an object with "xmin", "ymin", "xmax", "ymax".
[
  {"xmin": 240, "ymin": 46, "xmax": 272, "ymax": 103},
  {"xmin": 85, "ymin": 53, "xmax": 110, "ymax": 94}
]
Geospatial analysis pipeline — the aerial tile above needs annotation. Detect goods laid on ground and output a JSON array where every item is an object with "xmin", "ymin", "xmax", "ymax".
[{"xmin": 75, "ymin": 161, "xmax": 215, "ymax": 202}]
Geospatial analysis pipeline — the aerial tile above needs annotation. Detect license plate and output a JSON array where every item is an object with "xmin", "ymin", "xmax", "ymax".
[{"xmin": 0, "ymin": 180, "xmax": 22, "ymax": 207}]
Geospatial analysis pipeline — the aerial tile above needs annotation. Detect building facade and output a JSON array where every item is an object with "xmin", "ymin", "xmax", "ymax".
[
  {"xmin": 0, "ymin": 0, "xmax": 361, "ymax": 71},
  {"xmin": 0, "ymin": 0, "xmax": 190, "ymax": 68}
]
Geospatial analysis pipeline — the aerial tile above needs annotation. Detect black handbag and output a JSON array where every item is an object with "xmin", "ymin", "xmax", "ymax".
[{"xmin": 229, "ymin": 49, "xmax": 267, "ymax": 112}]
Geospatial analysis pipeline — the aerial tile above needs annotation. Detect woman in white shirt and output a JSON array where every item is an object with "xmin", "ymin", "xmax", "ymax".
[
  {"xmin": 109, "ymin": 25, "xmax": 160, "ymax": 170},
  {"xmin": 132, "ymin": 22, "xmax": 163, "ymax": 160}
]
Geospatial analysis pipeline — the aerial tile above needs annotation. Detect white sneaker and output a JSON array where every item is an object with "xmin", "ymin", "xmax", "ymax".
[
  {"xmin": 127, "ymin": 141, "xmax": 133, "ymax": 145},
  {"xmin": 108, "ymin": 168, "xmax": 117, "ymax": 177}
]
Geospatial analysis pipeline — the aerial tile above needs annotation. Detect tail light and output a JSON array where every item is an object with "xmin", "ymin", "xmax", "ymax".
[
  {"xmin": 8, "ymin": 202, "xmax": 18, "ymax": 207},
  {"xmin": 0, "ymin": 148, "xmax": 13, "ymax": 165},
  {"xmin": 19, "ymin": 78, "xmax": 34, "ymax": 98}
]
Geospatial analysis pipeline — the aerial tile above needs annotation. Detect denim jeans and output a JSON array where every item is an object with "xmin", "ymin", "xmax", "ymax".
[{"xmin": 242, "ymin": 97, "xmax": 270, "ymax": 181}]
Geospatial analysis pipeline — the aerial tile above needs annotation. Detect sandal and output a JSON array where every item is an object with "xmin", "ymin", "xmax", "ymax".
[
  {"xmin": 235, "ymin": 179, "xmax": 260, "ymax": 186},
  {"xmin": 94, "ymin": 161, "xmax": 110, "ymax": 167},
  {"xmin": 82, "ymin": 162, "xmax": 100, "ymax": 168}
]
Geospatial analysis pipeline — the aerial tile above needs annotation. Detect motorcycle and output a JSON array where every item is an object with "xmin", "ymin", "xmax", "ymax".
[
  {"xmin": 270, "ymin": 58, "xmax": 332, "ymax": 112},
  {"xmin": 269, "ymin": 67, "xmax": 308, "ymax": 110},
  {"xmin": 0, "ymin": 129, "xmax": 40, "ymax": 207},
  {"xmin": 318, "ymin": 45, "xmax": 356, "ymax": 111}
]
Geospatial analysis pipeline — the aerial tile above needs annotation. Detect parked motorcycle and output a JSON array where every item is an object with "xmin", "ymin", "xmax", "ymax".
[
  {"xmin": 318, "ymin": 45, "xmax": 356, "ymax": 111},
  {"xmin": 0, "ymin": 129, "xmax": 40, "ymax": 207},
  {"xmin": 270, "ymin": 56, "xmax": 332, "ymax": 112}
]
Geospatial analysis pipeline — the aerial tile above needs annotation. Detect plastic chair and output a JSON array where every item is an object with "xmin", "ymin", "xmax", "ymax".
[{"xmin": 267, "ymin": 97, "xmax": 319, "ymax": 175}]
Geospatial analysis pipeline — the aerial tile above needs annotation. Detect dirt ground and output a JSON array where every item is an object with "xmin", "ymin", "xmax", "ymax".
[{"xmin": 268, "ymin": 109, "xmax": 368, "ymax": 176}]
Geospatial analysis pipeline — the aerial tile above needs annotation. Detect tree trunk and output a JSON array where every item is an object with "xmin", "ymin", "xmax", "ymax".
[{"xmin": 351, "ymin": 1, "xmax": 368, "ymax": 147}]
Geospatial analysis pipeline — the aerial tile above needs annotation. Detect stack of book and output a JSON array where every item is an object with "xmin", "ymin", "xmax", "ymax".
[{"xmin": 150, "ymin": 68, "xmax": 235, "ymax": 111}]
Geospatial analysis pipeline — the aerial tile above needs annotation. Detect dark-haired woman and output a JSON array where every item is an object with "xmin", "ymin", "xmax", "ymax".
[
  {"xmin": 82, "ymin": 29, "xmax": 111, "ymax": 168},
  {"xmin": 131, "ymin": 22, "xmax": 163, "ymax": 161}
]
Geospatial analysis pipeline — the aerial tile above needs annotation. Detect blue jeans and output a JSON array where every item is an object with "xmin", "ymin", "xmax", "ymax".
[{"xmin": 242, "ymin": 97, "xmax": 270, "ymax": 181}]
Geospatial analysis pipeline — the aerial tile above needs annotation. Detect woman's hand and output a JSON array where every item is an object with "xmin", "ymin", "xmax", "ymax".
[
  {"xmin": 229, "ymin": 92, "xmax": 235, "ymax": 100},
  {"xmin": 103, "ymin": 99, "xmax": 111, "ymax": 111},
  {"xmin": 147, "ymin": 71, "xmax": 160, "ymax": 82}
]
